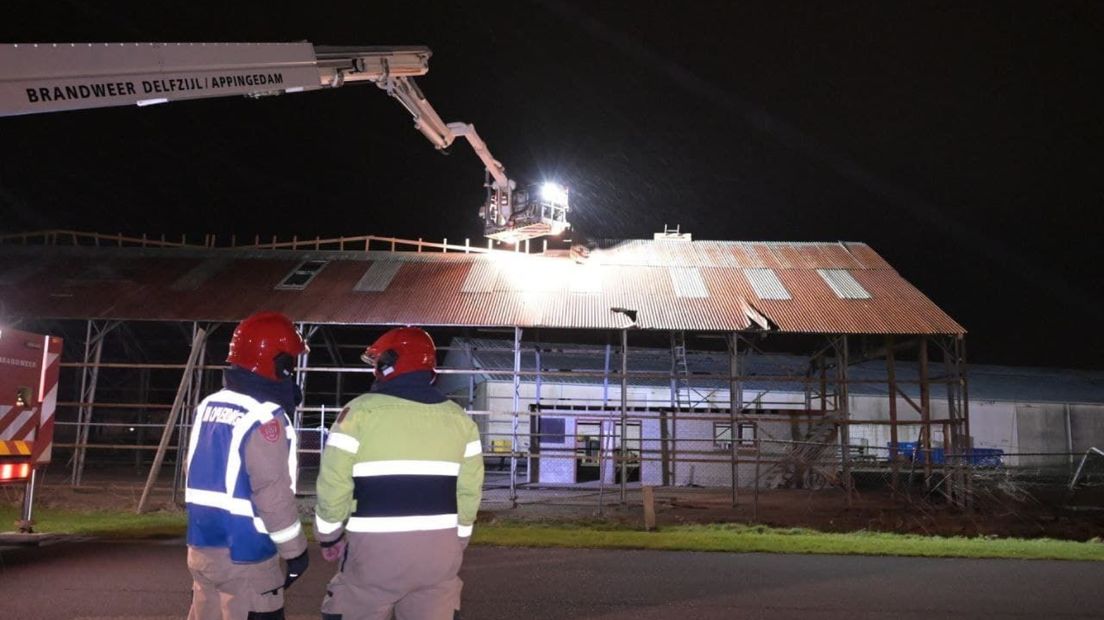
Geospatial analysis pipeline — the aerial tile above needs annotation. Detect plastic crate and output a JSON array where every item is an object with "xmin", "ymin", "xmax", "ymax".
[
  {"xmin": 887, "ymin": 442, "xmax": 943, "ymax": 464},
  {"xmin": 887, "ymin": 443, "xmax": 1003, "ymax": 468}
]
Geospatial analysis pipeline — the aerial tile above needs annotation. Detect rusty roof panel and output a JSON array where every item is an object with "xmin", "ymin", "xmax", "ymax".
[
  {"xmin": 701, "ymin": 244, "xmax": 739, "ymax": 268},
  {"xmin": 814, "ymin": 244, "xmax": 865, "ymax": 270},
  {"xmin": 170, "ymin": 257, "xmax": 231, "ymax": 291},
  {"xmin": 752, "ymin": 244, "xmax": 781, "ymax": 268},
  {"xmin": 750, "ymin": 269, "xmax": 964, "ymax": 334},
  {"xmin": 767, "ymin": 243, "xmax": 804, "ymax": 269},
  {"xmin": 843, "ymin": 242, "xmax": 892, "ymax": 269},
  {"xmin": 589, "ymin": 240, "xmax": 883, "ymax": 270},
  {"xmin": 0, "ymin": 240, "xmax": 963, "ymax": 334}
]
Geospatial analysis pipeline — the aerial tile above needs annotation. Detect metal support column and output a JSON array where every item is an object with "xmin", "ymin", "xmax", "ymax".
[
  {"xmin": 836, "ymin": 335, "xmax": 853, "ymax": 506},
  {"xmin": 135, "ymin": 366, "xmax": 151, "ymax": 472},
  {"xmin": 948, "ymin": 334, "xmax": 973, "ymax": 508},
  {"xmin": 665, "ymin": 332, "xmax": 681, "ymax": 487},
  {"xmin": 598, "ymin": 342, "xmax": 611, "ymax": 514},
  {"xmin": 466, "ymin": 341, "xmax": 476, "ymax": 411},
  {"xmin": 886, "ymin": 336, "xmax": 900, "ymax": 494},
  {"xmin": 958, "ymin": 336, "xmax": 973, "ymax": 507},
  {"xmin": 72, "ymin": 319, "xmax": 119, "ymax": 486},
  {"xmin": 295, "ymin": 324, "xmax": 320, "ymax": 432},
  {"xmin": 728, "ymin": 332, "xmax": 742, "ymax": 507},
  {"xmin": 509, "ymin": 326, "xmax": 522, "ymax": 508},
  {"xmin": 942, "ymin": 335, "xmax": 963, "ymax": 506},
  {"xmin": 320, "ymin": 326, "xmax": 344, "ymax": 407},
  {"xmin": 918, "ymin": 337, "xmax": 933, "ymax": 488},
  {"xmin": 533, "ymin": 342, "xmax": 542, "ymax": 486},
  {"xmin": 620, "ymin": 327, "xmax": 629, "ymax": 503}
]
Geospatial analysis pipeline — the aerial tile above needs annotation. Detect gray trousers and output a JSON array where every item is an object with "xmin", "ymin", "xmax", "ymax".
[
  {"xmin": 188, "ymin": 546, "xmax": 284, "ymax": 620},
  {"xmin": 321, "ymin": 529, "xmax": 463, "ymax": 620}
]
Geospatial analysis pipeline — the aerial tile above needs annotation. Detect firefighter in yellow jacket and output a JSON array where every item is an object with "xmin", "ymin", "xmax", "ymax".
[{"xmin": 315, "ymin": 327, "xmax": 484, "ymax": 620}]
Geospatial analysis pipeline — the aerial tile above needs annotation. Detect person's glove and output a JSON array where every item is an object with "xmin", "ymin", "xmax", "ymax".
[
  {"xmin": 283, "ymin": 550, "xmax": 309, "ymax": 590},
  {"xmin": 320, "ymin": 535, "xmax": 347, "ymax": 562}
]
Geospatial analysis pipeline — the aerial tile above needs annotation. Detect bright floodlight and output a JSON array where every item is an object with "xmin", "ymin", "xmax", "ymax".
[{"xmin": 540, "ymin": 182, "xmax": 568, "ymax": 205}]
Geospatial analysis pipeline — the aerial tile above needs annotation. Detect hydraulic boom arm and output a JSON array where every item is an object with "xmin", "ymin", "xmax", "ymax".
[{"xmin": 0, "ymin": 42, "xmax": 568, "ymax": 241}]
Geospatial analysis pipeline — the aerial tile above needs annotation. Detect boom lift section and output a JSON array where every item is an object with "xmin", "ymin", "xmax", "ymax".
[{"xmin": 0, "ymin": 42, "xmax": 569, "ymax": 242}]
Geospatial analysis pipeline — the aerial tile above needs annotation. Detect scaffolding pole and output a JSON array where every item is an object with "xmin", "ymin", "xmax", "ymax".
[
  {"xmin": 173, "ymin": 322, "xmax": 209, "ymax": 505},
  {"xmin": 533, "ymin": 342, "xmax": 542, "ymax": 486},
  {"xmin": 72, "ymin": 319, "xmax": 119, "ymax": 486},
  {"xmin": 887, "ymin": 336, "xmax": 900, "ymax": 494},
  {"xmin": 728, "ymin": 332, "xmax": 742, "ymax": 507},
  {"xmin": 942, "ymin": 334, "xmax": 972, "ymax": 508},
  {"xmin": 919, "ymin": 337, "xmax": 933, "ymax": 488},
  {"xmin": 836, "ymin": 335, "xmax": 853, "ymax": 507},
  {"xmin": 597, "ymin": 342, "xmax": 611, "ymax": 515},
  {"xmin": 959, "ymin": 335, "xmax": 973, "ymax": 507},
  {"xmin": 138, "ymin": 327, "xmax": 207, "ymax": 513},
  {"xmin": 509, "ymin": 326, "xmax": 522, "ymax": 508},
  {"xmin": 620, "ymin": 327, "xmax": 629, "ymax": 503}
]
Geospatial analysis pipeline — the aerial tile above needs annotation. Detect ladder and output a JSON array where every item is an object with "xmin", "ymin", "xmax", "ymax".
[
  {"xmin": 761, "ymin": 356, "xmax": 842, "ymax": 489},
  {"xmin": 671, "ymin": 331, "xmax": 692, "ymax": 411}
]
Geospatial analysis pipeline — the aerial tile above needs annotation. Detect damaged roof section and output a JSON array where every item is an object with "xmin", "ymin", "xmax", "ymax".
[{"xmin": 0, "ymin": 237, "xmax": 964, "ymax": 335}]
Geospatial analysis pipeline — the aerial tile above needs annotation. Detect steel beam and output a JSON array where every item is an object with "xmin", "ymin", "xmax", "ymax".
[{"xmin": 71, "ymin": 319, "xmax": 120, "ymax": 486}]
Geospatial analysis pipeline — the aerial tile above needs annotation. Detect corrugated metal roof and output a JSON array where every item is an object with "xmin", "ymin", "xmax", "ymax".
[
  {"xmin": 460, "ymin": 261, "xmax": 498, "ymax": 293},
  {"xmin": 354, "ymin": 260, "xmax": 402, "ymax": 292},
  {"xmin": 275, "ymin": 259, "xmax": 329, "ymax": 290},
  {"xmin": 0, "ymin": 238, "xmax": 964, "ymax": 334},
  {"xmin": 669, "ymin": 267, "xmax": 709, "ymax": 298},
  {"xmin": 817, "ymin": 268, "xmax": 871, "ymax": 299},
  {"xmin": 169, "ymin": 257, "xmax": 231, "ymax": 291},
  {"xmin": 745, "ymin": 268, "xmax": 791, "ymax": 300}
]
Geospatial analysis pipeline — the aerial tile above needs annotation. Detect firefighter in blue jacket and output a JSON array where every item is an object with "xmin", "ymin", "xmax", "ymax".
[{"xmin": 185, "ymin": 311, "xmax": 310, "ymax": 620}]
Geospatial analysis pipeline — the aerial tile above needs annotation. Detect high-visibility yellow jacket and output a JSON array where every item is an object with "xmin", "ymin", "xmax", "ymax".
[{"xmin": 314, "ymin": 393, "xmax": 484, "ymax": 543}]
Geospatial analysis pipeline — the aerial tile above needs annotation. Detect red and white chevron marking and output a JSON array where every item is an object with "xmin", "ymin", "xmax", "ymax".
[
  {"xmin": 0, "ymin": 403, "xmax": 38, "ymax": 442},
  {"xmin": 0, "ymin": 330, "xmax": 63, "ymax": 465},
  {"xmin": 32, "ymin": 335, "xmax": 63, "ymax": 464}
]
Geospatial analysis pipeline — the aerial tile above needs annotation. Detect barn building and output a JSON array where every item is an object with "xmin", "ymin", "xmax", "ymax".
[
  {"xmin": 441, "ymin": 340, "xmax": 1104, "ymax": 489},
  {"xmin": 0, "ymin": 229, "xmax": 997, "ymax": 506}
]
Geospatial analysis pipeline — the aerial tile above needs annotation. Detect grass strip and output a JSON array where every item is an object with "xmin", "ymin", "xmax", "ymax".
[
  {"xmin": 5, "ymin": 507, "xmax": 1102, "ymax": 561},
  {"xmin": 474, "ymin": 522, "xmax": 1104, "ymax": 562},
  {"xmin": 0, "ymin": 506, "xmax": 186, "ymax": 539}
]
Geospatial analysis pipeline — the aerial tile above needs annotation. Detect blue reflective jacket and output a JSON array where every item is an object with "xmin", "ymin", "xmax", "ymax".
[{"xmin": 185, "ymin": 389, "xmax": 296, "ymax": 563}]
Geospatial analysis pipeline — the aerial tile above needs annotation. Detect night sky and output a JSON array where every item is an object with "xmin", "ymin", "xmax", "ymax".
[{"xmin": 2, "ymin": 2, "xmax": 1101, "ymax": 369}]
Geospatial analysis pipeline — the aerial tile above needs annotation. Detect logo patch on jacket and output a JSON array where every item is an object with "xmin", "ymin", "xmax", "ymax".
[{"xmin": 259, "ymin": 419, "xmax": 282, "ymax": 442}]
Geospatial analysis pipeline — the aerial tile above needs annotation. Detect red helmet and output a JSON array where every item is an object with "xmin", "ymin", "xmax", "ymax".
[
  {"xmin": 361, "ymin": 327, "xmax": 436, "ymax": 381},
  {"xmin": 227, "ymin": 312, "xmax": 309, "ymax": 381}
]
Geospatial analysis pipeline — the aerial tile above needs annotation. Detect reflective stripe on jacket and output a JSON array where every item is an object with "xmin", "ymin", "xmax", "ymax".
[
  {"xmin": 186, "ymin": 389, "xmax": 299, "ymax": 562},
  {"xmin": 314, "ymin": 393, "xmax": 484, "ymax": 542}
]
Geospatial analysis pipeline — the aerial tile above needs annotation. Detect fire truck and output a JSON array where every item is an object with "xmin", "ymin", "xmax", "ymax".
[
  {"xmin": 0, "ymin": 327, "xmax": 63, "ymax": 533},
  {"xmin": 0, "ymin": 42, "xmax": 570, "ymax": 243}
]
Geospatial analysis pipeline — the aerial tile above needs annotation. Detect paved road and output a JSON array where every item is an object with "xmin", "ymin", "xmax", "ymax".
[{"xmin": 1, "ymin": 539, "xmax": 1102, "ymax": 619}]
